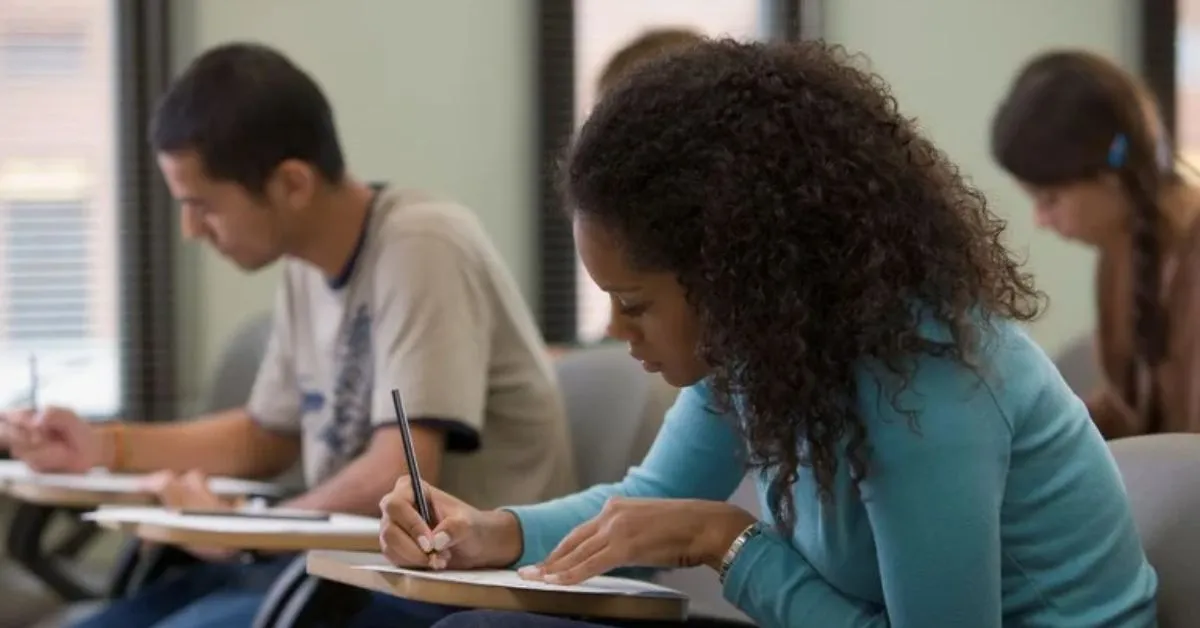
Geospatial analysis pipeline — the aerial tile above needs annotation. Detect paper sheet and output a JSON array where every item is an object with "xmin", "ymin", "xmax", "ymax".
[
  {"xmin": 18, "ymin": 468, "xmax": 281, "ymax": 497},
  {"xmin": 355, "ymin": 564, "xmax": 686, "ymax": 598},
  {"xmin": 0, "ymin": 459, "xmax": 31, "ymax": 480},
  {"xmin": 83, "ymin": 506, "xmax": 378, "ymax": 536}
]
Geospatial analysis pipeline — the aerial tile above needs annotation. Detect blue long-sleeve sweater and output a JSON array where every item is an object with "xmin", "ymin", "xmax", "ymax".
[{"xmin": 508, "ymin": 320, "xmax": 1157, "ymax": 627}]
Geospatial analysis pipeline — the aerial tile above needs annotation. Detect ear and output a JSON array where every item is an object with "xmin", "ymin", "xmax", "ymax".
[{"xmin": 268, "ymin": 159, "xmax": 319, "ymax": 211}]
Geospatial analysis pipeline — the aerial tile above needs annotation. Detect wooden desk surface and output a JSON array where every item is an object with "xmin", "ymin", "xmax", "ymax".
[
  {"xmin": 306, "ymin": 550, "xmax": 689, "ymax": 622},
  {"xmin": 131, "ymin": 521, "xmax": 379, "ymax": 552},
  {"xmin": 6, "ymin": 481, "xmax": 153, "ymax": 508}
]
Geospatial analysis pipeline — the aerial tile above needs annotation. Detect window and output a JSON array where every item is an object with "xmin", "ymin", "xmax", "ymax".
[
  {"xmin": 0, "ymin": 0, "xmax": 173, "ymax": 421},
  {"xmin": 3, "ymin": 200, "xmax": 92, "ymax": 343},
  {"xmin": 1, "ymin": 31, "xmax": 86, "ymax": 77},
  {"xmin": 535, "ymin": 0, "xmax": 805, "ymax": 343},
  {"xmin": 1177, "ymin": 2, "xmax": 1200, "ymax": 172}
]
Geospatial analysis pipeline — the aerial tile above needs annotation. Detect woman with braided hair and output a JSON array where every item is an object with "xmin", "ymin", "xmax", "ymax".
[{"xmin": 992, "ymin": 50, "xmax": 1200, "ymax": 439}]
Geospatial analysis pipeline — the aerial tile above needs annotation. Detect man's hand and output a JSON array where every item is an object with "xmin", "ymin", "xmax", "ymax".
[
  {"xmin": 2, "ymin": 406, "xmax": 102, "ymax": 473},
  {"xmin": 518, "ymin": 498, "xmax": 757, "ymax": 586},
  {"xmin": 147, "ymin": 469, "xmax": 240, "ymax": 562}
]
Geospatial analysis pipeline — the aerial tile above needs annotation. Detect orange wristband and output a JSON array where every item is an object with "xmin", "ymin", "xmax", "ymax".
[{"xmin": 108, "ymin": 423, "xmax": 126, "ymax": 472}]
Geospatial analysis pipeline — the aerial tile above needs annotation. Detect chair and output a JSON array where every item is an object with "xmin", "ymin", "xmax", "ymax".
[
  {"xmin": 1109, "ymin": 433, "xmax": 1200, "ymax": 627},
  {"xmin": 554, "ymin": 344, "xmax": 679, "ymax": 487},
  {"xmin": 1053, "ymin": 333, "xmax": 1099, "ymax": 396}
]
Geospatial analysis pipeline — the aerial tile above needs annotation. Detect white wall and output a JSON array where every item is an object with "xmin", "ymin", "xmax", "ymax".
[
  {"xmin": 170, "ymin": 0, "xmax": 535, "ymax": 410},
  {"xmin": 822, "ymin": 0, "xmax": 1139, "ymax": 357}
]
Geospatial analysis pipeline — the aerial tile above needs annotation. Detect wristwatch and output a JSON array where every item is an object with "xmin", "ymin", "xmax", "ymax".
[{"xmin": 718, "ymin": 521, "xmax": 764, "ymax": 584}]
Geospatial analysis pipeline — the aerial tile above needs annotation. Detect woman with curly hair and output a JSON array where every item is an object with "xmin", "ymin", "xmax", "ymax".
[
  {"xmin": 380, "ymin": 39, "xmax": 1156, "ymax": 627},
  {"xmin": 992, "ymin": 50, "xmax": 1200, "ymax": 440}
]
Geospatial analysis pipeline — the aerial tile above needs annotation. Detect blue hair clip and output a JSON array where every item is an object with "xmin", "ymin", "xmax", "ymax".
[{"xmin": 1107, "ymin": 133, "xmax": 1128, "ymax": 169}]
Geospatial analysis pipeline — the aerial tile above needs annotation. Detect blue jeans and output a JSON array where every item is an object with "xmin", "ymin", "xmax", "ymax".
[{"xmin": 71, "ymin": 557, "xmax": 461, "ymax": 628}]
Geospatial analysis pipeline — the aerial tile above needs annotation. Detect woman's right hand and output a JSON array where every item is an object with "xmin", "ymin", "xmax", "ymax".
[{"xmin": 379, "ymin": 475, "xmax": 522, "ymax": 571}]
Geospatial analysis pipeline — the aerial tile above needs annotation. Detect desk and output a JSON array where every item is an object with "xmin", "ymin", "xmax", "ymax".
[
  {"xmin": 1, "ymin": 467, "xmax": 283, "ymax": 601},
  {"xmin": 3, "ymin": 467, "xmax": 281, "ymax": 508},
  {"xmin": 85, "ymin": 507, "xmax": 380, "ymax": 553},
  {"xmin": 305, "ymin": 550, "xmax": 689, "ymax": 622}
]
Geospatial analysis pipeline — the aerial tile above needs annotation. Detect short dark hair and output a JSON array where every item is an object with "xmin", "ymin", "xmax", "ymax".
[
  {"xmin": 597, "ymin": 28, "xmax": 705, "ymax": 95},
  {"xmin": 565, "ymin": 39, "xmax": 1042, "ymax": 530},
  {"xmin": 151, "ymin": 42, "xmax": 346, "ymax": 193}
]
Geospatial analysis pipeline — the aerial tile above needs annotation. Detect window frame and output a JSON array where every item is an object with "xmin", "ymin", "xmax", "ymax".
[
  {"xmin": 1142, "ymin": 0, "xmax": 1177, "ymax": 137},
  {"xmin": 533, "ymin": 0, "xmax": 818, "ymax": 344},
  {"xmin": 115, "ymin": 0, "xmax": 177, "ymax": 422}
]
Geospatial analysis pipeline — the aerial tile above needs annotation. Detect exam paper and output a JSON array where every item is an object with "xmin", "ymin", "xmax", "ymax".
[
  {"xmin": 355, "ymin": 564, "xmax": 686, "ymax": 598},
  {"xmin": 83, "ymin": 506, "xmax": 379, "ymax": 536},
  {"xmin": 19, "ymin": 468, "xmax": 281, "ymax": 497}
]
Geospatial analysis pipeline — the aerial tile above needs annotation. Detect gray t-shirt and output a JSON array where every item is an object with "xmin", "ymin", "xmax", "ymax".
[{"xmin": 246, "ymin": 186, "xmax": 576, "ymax": 509}]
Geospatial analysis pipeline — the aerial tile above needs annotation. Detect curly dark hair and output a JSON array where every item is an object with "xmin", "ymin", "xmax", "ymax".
[{"xmin": 563, "ymin": 38, "xmax": 1043, "ymax": 530}]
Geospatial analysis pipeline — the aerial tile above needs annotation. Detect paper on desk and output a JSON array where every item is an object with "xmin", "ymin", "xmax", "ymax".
[
  {"xmin": 0, "ymin": 459, "xmax": 31, "ymax": 480},
  {"xmin": 83, "ymin": 506, "xmax": 379, "ymax": 536},
  {"xmin": 23, "ymin": 469, "xmax": 281, "ymax": 497},
  {"xmin": 355, "ymin": 565, "xmax": 686, "ymax": 598}
]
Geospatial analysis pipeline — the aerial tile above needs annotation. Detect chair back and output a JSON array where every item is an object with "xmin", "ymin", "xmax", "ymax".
[
  {"xmin": 1054, "ymin": 333, "xmax": 1099, "ymax": 396},
  {"xmin": 202, "ymin": 313, "xmax": 273, "ymax": 413},
  {"xmin": 1110, "ymin": 434, "xmax": 1200, "ymax": 627},
  {"xmin": 554, "ymin": 345, "xmax": 678, "ymax": 487}
]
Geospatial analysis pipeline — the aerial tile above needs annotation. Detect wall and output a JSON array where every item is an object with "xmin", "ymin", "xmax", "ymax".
[
  {"xmin": 822, "ymin": 0, "xmax": 1139, "ymax": 357},
  {"xmin": 171, "ymin": 0, "xmax": 536, "ymax": 410}
]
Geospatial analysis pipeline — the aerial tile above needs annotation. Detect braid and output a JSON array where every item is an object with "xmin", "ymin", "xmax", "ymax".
[
  {"xmin": 1112, "ymin": 129, "xmax": 1168, "ymax": 428},
  {"xmin": 1125, "ymin": 174, "xmax": 1167, "ymax": 365}
]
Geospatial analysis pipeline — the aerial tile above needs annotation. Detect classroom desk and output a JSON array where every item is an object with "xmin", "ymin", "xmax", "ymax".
[
  {"xmin": 3, "ymin": 469, "xmax": 281, "ymax": 508},
  {"xmin": 305, "ymin": 550, "xmax": 690, "ymax": 623},
  {"xmin": 0, "ymin": 468, "xmax": 283, "ymax": 601},
  {"xmin": 85, "ymin": 507, "xmax": 380, "ymax": 553}
]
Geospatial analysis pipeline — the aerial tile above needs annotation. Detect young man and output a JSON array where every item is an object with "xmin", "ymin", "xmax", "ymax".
[{"xmin": 2, "ymin": 42, "xmax": 575, "ymax": 627}]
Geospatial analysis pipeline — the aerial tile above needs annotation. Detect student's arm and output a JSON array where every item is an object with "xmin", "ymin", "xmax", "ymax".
[
  {"xmin": 721, "ymin": 363, "xmax": 1011, "ymax": 628},
  {"xmin": 281, "ymin": 426, "xmax": 442, "ymax": 516},
  {"xmin": 505, "ymin": 383, "xmax": 747, "ymax": 565},
  {"xmin": 96, "ymin": 409, "xmax": 298, "ymax": 479}
]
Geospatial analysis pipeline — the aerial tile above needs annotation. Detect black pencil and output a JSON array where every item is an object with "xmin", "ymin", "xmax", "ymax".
[{"xmin": 391, "ymin": 388, "xmax": 433, "ymax": 527}]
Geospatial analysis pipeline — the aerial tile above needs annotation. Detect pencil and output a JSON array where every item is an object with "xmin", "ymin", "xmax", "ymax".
[
  {"xmin": 391, "ymin": 388, "xmax": 433, "ymax": 527},
  {"xmin": 28, "ymin": 354, "xmax": 37, "ymax": 411}
]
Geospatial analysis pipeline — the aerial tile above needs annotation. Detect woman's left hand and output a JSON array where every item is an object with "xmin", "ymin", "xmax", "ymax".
[{"xmin": 519, "ymin": 498, "xmax": 757, "ymax": 586}]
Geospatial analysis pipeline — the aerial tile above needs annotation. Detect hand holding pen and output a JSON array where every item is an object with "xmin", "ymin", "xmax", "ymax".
[{"xmin": 379, "ymin": 388, "xmax": 523, "ymax": 570}]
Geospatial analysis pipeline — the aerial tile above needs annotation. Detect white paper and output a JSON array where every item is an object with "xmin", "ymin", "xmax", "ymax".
[
  {"xmin": 19, "ymin": 468, "xmax": 281, "ymax": 497},
  {"xmin": 355, "ymin": 564, "xmax": 685, "ymax": 599},
  {"xmin": 82, "ymin": 506, "xmax": 378, "ymax": 536},
  {"xmin": 0, "ymin": 459, "xmax": 31, "ymax": 480}
]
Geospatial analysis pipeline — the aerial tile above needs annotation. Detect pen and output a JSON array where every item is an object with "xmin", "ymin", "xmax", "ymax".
[
  {"xmin": 28, "ymin": 354, "xmax": 38, "ymax": 411},
  {"xmin": 391, "ymin": 388, "xmax": 433, "ymax": 527}
]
